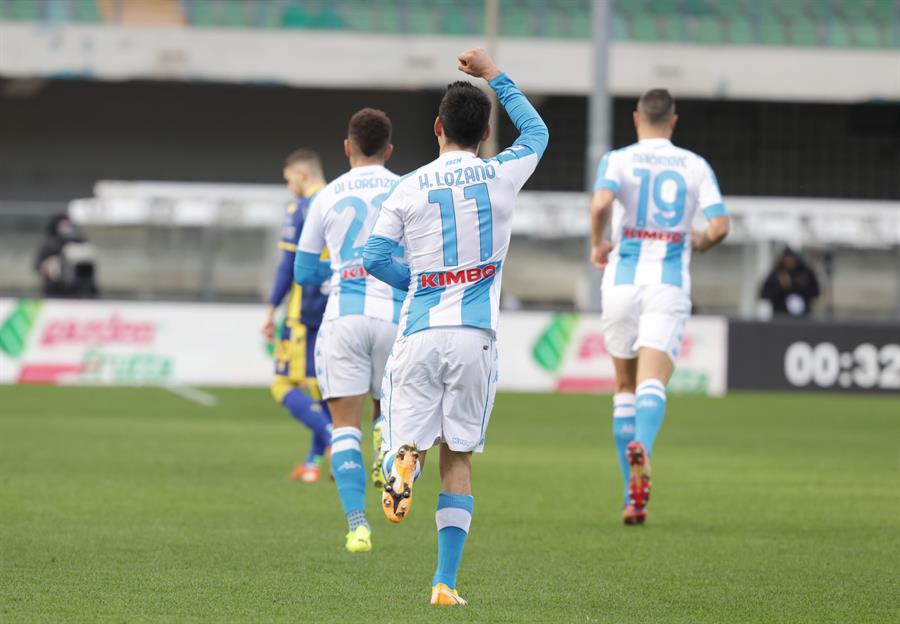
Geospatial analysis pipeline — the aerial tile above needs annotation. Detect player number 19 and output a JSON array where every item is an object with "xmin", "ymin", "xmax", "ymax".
[{"xmin": 633, "ymin": 168, "xmax": 686, "ymax": 229}]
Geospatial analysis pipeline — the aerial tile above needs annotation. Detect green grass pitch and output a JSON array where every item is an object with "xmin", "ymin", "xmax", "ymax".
[{"xmin": 1, "ymin": 386, "xmax": 898, "ymax": 623}]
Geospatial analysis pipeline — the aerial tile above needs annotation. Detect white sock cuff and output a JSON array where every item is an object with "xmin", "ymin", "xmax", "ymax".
[
  {"xmin": 637, "ymin": 379, "xmax": 666, "ymax": 401},
  {"xmin": 613, "ymin": 393, "xmax": 636, "ymax": 417},
  {"xmin": 332, "ymin": 427, "xmax": 362, "ymax": 453},
  {"xmin": 613, "ymin": 392, "xmax": 636, "ymax": 406},
  {"xmin": 436, "ymin": 508, "xmax": 472, "ymax": 533}
]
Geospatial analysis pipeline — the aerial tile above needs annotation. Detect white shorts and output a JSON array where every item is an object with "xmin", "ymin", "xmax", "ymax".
[
  {"xmin": 315, "ymin": 315, "xmax": 398, "ymax": 400},
  {"xmin": 380, "ymin": 327, "xmax": 498, "ymax": 454},
  {"xmin": 600, "ymin": 284, "xmax": 692, "ymax": 362}
]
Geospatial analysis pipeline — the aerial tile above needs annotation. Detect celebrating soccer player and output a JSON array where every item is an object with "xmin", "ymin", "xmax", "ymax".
[
  {"xmin": 262, "ymin": 149, "xmax": 332, "ymax": 483},
  {"xmin": 590, "ymin": 90, "xmax": 731, "ymax": 525},
  {"xmin": 362, "ymin": 48, "xmax": 548, "ymax": 605},
  {"xmin": 293, "ymin": 109, "xmax": 403, "ymax": 553}
]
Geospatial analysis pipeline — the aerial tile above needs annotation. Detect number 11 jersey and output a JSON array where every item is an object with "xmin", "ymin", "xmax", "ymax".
[{"xmin": 372, "ymin": 146, "xmax": 539, "ymax": 337}]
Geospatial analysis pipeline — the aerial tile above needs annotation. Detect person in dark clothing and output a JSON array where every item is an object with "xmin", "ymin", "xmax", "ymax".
[
  {"xmin": 34, "ymin": 214, "xmax": 99, "ymax": 298},
  {"xmin": 760, "ymin": 247, "xmax": 819, "ymax": 317}
]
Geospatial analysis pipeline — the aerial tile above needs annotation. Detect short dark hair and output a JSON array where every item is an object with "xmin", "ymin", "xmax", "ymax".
[
  {"xmin": 348, "ymin": 108, "xmax": 392, "ymax": 157},
  {"xmin": 438, "ymin": 81, "xmax": 491, "ymax": 148},
  {"xmin": 637, "ymin": 89, "xmax": 676, "ymax": 125},
  {"xmin": 284, "ymin": 148, "xmax": 322, "ymax": 171}
]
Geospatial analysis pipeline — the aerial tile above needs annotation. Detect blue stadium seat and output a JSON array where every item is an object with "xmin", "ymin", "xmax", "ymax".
[
  {"xmin": 695, "ymin": 14, "xmax": 724, "ymax": 44},
  {"xmin": 660, "ymin": 14, "xmax": 684, "ymax": 41},
  {"xmin": 632, "ymin": 14, "xmax": 658, "ymax": 41},
  {"xmin": 789, "ymin": 16, "xmax": 820, "ymax": 46},
  {"xmin": 828, "ymin": 18, "xmax": 852, "ymax": 46},
  {"xmin": 761, "ymin": 14, "xmax": 786, "ymax": 44},
  {"xmin": 727, "ymin": 14, "xmax": 756, "ymax": 45},
  {"xmin": 282, "ymin": 2, "xmax": 310, "ymax": 29}
]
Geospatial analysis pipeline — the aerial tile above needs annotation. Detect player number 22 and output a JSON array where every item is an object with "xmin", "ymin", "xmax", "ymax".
[
  {"xmin": 333, "ymin": 193, "xmax": 390, "ymax": 260},
  {"xmin": 427, "ymin": 183, "xmax": 493, "ymax": 267},
  {"xmin": 633, "ymin": 168, "xmax": 686, "ymax": 229}
]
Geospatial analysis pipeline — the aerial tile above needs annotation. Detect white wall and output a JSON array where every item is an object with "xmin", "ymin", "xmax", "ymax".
[{"xmin": 1, "ymin": 23, "xmax": 898, "ymax": 101}]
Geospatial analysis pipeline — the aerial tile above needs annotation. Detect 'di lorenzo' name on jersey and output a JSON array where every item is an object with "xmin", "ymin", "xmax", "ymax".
[
  {"xmin": 417, "ymin": 162, "xmax": 497, "ymax": 189},
  {"xmin": 331, "ymin": 176, "xmax": 397, "ymax": 195}
]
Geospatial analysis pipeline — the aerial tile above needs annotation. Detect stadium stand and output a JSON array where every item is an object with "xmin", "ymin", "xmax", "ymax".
[{"xmin": 1, "ymin": 0, "xmax": 898, "ymax": 48}]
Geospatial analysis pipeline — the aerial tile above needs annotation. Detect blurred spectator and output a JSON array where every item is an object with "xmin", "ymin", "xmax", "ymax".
[
  {"xmin": 760, "ymin": 248, "xmax": 819, "ymax": 317},
  {"xmin": 34, "ymin": 214, "xmax": 99, "ymax": 298}
]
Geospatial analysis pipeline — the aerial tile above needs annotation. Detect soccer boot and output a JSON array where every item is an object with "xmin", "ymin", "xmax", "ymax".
[
  {"xmin": 371, "ymin": 419, "xmax": 386, "ymax": 489},
  {"xmin": 622, "ymin": 503, "xmax": 646, "ymax": 526},
  {"xmin": 625, "ymin": 441, "xmax": 651, "ymax": 525},
  {"xmin": 345, "ymin": 525, "xmax": 372, "ymax": 553},
  {"xmin": 382, "ymin": 444, "xmax": 419, "ymax": 523},
  {"xmin": 288, "ymin": 463, "xmax": 320, "ymax": 482},
  {"xmin": 431, "ymin": 583, "xmax": 467, "ymax": 606}
]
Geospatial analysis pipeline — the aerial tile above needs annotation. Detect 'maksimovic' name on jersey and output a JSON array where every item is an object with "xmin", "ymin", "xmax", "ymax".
[
  {"xmin": 297, "ymin": 165, "xmax": 405, "ymax": 324},
  {"xmin": 594, "ymin": 137, "xmax": 728, "ymax": 293}
]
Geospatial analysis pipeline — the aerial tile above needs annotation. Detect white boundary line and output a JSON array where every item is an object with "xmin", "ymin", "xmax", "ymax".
[{"xmin": 163, "ymin": 385, "xmax": 218, "ymax": 407}]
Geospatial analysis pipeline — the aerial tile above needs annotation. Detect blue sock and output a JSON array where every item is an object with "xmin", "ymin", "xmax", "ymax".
[
  {"xmin": 612, "ymin": 392, "xmax": 636, "ymax": 505},
  {"xmin": 282, "ymin": 389, "xmax": 332, "ymax": 465},
  {"xmin": 432, "ymin": 493, "xmax": 474, "ymax": 589},
  {"xmin": 330, "ymin": 427, "xmax": 367, "ymax": 530},
  {"xmin": 306, "ymin": 400, "xmax": 332, "ymax": 465},
  {"xmin": 635, "ymin": 379, "xmax": 667, "ymax": 456},
  {"xmin": 307, "ymin": 424, "xmax": 332, "ymax": 466}
]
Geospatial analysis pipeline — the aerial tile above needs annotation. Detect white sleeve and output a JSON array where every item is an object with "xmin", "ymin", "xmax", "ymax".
[
  {"xmin": 697, "ymin": 160, "xmax": 727, "ymax": 219},
  {"xmin": 593, "ymin": 150, "xmax": 622, "ymax": 194},
  {"xmin": 489, "ymin": 147, "xmax": 540, "ymax": 194},
  {"xmin": 296, "ymin": 193, "xmax": 327, "ymax": 255},
  {"xmin": 371, "ymin": 183, "xmax": 406, "ymax": 242}
]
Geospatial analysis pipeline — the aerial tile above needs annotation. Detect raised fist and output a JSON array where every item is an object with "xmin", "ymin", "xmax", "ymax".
[{"xmin": 457, "ymin": 48, "xmax": 501, "ymax": 81}]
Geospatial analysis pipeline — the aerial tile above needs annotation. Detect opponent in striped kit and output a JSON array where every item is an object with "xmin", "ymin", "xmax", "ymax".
[
  {"xmin": 363, "ymin": 48, "xmax": 548, "ymax": 605},
  {"xmin": 294, "ymin": 108, "xmax": 403, "ymax": 553},
  {"xmin": 590, "ymin": 89, "xmax": 731, "ymax": 525}
]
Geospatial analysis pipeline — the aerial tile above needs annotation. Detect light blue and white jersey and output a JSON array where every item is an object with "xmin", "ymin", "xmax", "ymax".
[
  {"xmin": 369, "ymin": 73, "xmax": 548, "ymax": 337},
  {"xmin": 297, "ymin": 165, "xmax": 405, "ymax": 323},
  {"xmin": 594, "ymin": 138, "xmax": 727, "ymax": 293}
]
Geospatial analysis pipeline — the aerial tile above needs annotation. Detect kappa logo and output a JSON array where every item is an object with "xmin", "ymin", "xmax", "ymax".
[
  {"xmin": 637, "ymin": 398, "xmax": 660, "ymax": 409},
  {"xmin": 619, "ymin": 423, "xmax": 635, "ymax": 436},
  {"xmin": 337, "ymin": 460, "xmax": 362, "ymax": 472}
]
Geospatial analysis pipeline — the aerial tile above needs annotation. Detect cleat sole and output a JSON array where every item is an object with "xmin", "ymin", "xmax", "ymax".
[{"xmin": 382, "ymin": 444, "xmax": 419, "ymax": 523}]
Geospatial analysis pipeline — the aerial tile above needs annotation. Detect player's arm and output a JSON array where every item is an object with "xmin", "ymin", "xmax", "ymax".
[
  {"xmin": 692, "ymin": 161, "xmax": 730, "ymax": 253},
  {"xmin": 590, "ymin": 189, "xmax": 616, "ymax": 269},
  {"xmin": 262, "ymin": 248, "xmax": 295, "ymax": 341},
  {"xmin": 363, "ymin": 184, "xmax": 411, "ymax": 291},
  {"xmin": 362, "ymin": 237, "xmax": 410, "ymax": 291},
  {"xmin": 293, "ymin": 197, "xmax": 332, "ymax": 286},
  {"xmin": 589, "ymin": 150, "xmax": 622, "ymax": 269},
  {"xmin": 692, "ymin": 216, "xmax": 730, "ymax": 252},
  {"xmin": 458, "ymin": 48, "xmax": 549, "ymax": 160}
]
